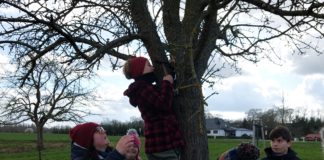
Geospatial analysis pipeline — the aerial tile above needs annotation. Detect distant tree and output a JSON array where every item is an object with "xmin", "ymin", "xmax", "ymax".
[
  {"xmin": 274, "ymin": 94, "xmax": 294, "ymax": 125},
  {"xmin": 50, "ymin": 125, "xmax": 71, "ymax": 134},
  {"xmin": 205, "ymin": 111, "xmax": 216, "ymax": 119},
  {"xmin": 0, "ymin": 123, "xmax": 35, "ymax": 133},
  {"xmin": 101, "ymin": 118, "xmax": 144, "ymax": 136},
  {"xmin": 259, "ymin": 108, "xmax": 280, "ymax": 137},
  {"xmin": 308, "ymin": 117, "xmax": 322, "ymax": 133},
  {"xmin": 246, "ymin": 108, "xmax": 262, "ymax": 121},
  {"xmin": 241, "ymin": 118, "xmax": 252, "ymax": 129},
  {"xmin": 245, "ymin": 107, "xmax": 324, "ymax": 138},
  {"xmin": 291, "ymin": 115, "xmax": 307, "ymax": 137},
  {"xmin": 0, "ymin": 58, "xmax": 93, "ymax": 152}
]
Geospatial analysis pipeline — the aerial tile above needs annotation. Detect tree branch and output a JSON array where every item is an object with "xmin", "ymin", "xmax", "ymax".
[
  {"xmin": 162, "ymin": 0, "xmax": 182, "ymax": 49},
  {"xmin": 129, "ymin": 0, "xmax": 170, "ymax": 78},
  {"xmin": 241, "ymin": 0, "xmax": 324, "ymax": 18}
]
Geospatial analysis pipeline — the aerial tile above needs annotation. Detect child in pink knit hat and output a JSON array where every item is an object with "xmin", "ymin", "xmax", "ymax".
[{"xmin": 127, "ymin": 129, "xmax": 141, "ymax": 160}]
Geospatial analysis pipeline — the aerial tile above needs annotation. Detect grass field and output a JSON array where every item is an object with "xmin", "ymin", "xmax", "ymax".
[{"xmin": 0, "ymin": 132, "xmax": 322, "ymax": 160}]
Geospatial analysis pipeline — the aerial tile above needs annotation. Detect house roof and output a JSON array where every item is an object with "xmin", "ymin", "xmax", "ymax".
[
  {"xmin": 232, "ymin": 127, "xmax": 253, "ymax": 132},
  {"xmin": 205, "ymin": 118, "xmax": 230, "ymax": 130},
  {"xmin": 205, "ymin": 118, "xmax": 253, "ymax": 132}
]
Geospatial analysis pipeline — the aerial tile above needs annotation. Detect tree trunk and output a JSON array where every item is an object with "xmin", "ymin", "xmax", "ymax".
[
  {"xmin": 174, "ymin": 83, "xmax": 209, "ymax": 160},
  {"xmin": 36, "ymin": 124, "xmax": 44, "ymax": 160},
  {"xmin": 36, "ymin": 124, "xmax": 44, "ymax": 153},
  {"xmin": 128, "ymin": 1, "xmax": 210, "ymax": 159}
]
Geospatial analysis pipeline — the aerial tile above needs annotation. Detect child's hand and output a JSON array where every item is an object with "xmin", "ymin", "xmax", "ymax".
[
  {"xmin": 115, "ymin": 135, "xmax": 134, "ymax": 156},
  {"xmin": 125, "ymin": 144, "xmax": 138, "ymax": 160},
  {"xmin": 163, "ymin": 74, "xmax": 173, "ymax": 84}
]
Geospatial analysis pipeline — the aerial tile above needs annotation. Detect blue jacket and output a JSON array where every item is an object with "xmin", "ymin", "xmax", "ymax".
[
  {"xmin": 71, "ymin": 143, "xmax": 125, "ymax": 160},
  {"xmin": 262, "ymin": 147, "xmax": 301, "ymax": 160}
]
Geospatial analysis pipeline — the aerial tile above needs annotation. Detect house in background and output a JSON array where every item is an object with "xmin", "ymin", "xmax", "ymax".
[
  {"xmin": 205, "ymin": 118, "xmax": 253, "ymax": 138},
  {"xmin": 206, "ymin": 117, "xmax": 231, "ymax": 137},
  {"xmin": 234, "ymin": 128, "xmax": 253, "ymax": 137}
]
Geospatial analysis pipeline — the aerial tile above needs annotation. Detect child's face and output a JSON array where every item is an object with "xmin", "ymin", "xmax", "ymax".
[
  {"xmin": 93, "ymin": 128, "xmax": 109, "ymax": 150},
  {"xmin": 270, "ymin": 137, "xmax": 291, "ymax": 155},
  {"xmin": 125, "ymin": 144, "xmax": 139, "ymax": 160},
  {"xmin": 142, "ymin": 61, "xmax": 154, "ymax": 74}
]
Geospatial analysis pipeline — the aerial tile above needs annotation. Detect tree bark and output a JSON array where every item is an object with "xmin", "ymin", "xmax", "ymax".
[
  {"xmin": 36, "ymin": 125, "xmax": 44, "ymax": 150},
  {"xmin": 174, "ymin": 86, "xmax": 209, "ymax": 160},
  {"xmin": 129, "ymin": 1, "xmax": 210, "ymax": 159}
]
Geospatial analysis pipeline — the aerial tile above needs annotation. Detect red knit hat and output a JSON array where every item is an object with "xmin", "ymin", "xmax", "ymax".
[
  {"xmin": 129, "ymin": 57, "xmax": 148, "ymax": 79},
  {"xmin": 69, "ymin": 122, "xmax": 100, "ymax": 149}
]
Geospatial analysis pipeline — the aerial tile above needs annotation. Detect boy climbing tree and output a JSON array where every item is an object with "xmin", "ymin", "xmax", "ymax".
[{"xmin": 123, "ymin": 57, "xmax": 184, "ymax": 160}]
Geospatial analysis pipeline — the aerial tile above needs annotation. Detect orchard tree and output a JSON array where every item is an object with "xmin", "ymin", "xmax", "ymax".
[
  {"xmin": 0, "ymin": 58, "xmax": 93, "ymax": 151},
  {"xmin": 1, "ymin": 0, "xmax": 324, "ymax": 159}
]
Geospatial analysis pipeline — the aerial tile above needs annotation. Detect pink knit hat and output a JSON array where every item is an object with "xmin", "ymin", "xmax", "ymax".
[{"xmin": 127, "ymin": 129, "xmax": 141, "ymax": 160}]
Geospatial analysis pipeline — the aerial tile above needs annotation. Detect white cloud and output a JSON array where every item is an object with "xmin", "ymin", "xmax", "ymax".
[
  {"xmin": 291, "ymin": 53, "xmax": 324, "ymax": 75},
  {"xmin": 287, "ymin": 75, "xmax": 324, "ymax": 111},
  {"xmin": 89, "ymin": 97, "xmax": 141, "ymax": 122},
  {"xmin": 206, "ymin": 74, "xmax": 282, "ymax": 112},
  {"xmin": 89, "ymin": 62, "xmax": 141, "ymax": 122},
  {"xmin": 205, "ymin": 50, "xmax": 324, "ymax": 119},
  {"xmin": 0, "ymin": 53, "xmax": 9, "ymax": 63},
  {"xmin": 208, "ymin": 110, "xmax": 246, "ymax": 120},
  {"xmin": 0, "ymin": 53, "xmax": 15, "ymax": 76}
]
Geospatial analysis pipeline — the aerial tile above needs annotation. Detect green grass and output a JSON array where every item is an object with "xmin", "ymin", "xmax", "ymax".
[
  {"xmin": 0, "ymin": 132, "xmax": 322, "ymax": 160},
  {"xmin": 208, "ymin": 138, "xmax": 323, "ymax": 160}
]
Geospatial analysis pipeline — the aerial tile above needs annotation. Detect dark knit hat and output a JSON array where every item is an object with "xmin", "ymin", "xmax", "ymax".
[
  {"xmin": 69, "ymin": 122, "xmax": 100, "ymax": 149},
  {"xmin": 129, "ymin": 57, "xmax": 148, "ymax": 79},
  {"xmin": 236, "ymin": 143, "xmax": 260, "ymax": 160},
  {"xmin": 218, "ymin": 143, "xmax": 260, "ymax": 160}
]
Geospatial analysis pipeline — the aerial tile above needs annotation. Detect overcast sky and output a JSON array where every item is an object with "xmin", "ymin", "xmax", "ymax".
[
  {"xmin": 71, "ymin": 48, "xmax": 324, "ymax": 123},
  {"xmin": 1, "ymin": 3, "xmax": 324, "ymax": 126},
  {"xmin": 1, "ymin": 45, "xmax": 324, "ymax": 126}
]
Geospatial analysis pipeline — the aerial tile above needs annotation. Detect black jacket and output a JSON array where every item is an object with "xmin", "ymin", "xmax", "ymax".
[
  {"xmin": 71, "ymin": 143, "xmax": 125, "ymax": 160},
  {"xmin": 262, "ymin": 147, "xmax": 301, "ymax": 160}
]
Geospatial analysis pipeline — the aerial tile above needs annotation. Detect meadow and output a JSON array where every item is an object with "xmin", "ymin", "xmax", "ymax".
[{"xmin": 0, "ymin": 132, "xmax": 322, "ymax": 160}]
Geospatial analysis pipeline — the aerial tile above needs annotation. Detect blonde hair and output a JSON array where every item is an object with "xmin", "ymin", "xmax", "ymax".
[{"xmin": 123, "ymin": 59, "xmax": 132, "ymax": 79}]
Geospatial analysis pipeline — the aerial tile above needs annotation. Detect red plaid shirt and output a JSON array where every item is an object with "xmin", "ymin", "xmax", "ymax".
[{"xmin": 124, "ymin": 80, "xmax": 185, "ymax": 153}]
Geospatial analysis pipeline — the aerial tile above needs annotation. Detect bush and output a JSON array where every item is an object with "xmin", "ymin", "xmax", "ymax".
[{"xmin": 241, "ymin": 134, "xmax": 252, "ymax": 139}]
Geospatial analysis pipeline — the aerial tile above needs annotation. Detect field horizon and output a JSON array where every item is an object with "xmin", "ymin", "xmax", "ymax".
[{"xmin": 0, "ymin": 132, "xmax": 322, "ymax": 160}]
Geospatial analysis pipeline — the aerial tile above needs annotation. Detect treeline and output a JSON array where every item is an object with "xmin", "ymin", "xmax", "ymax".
[
  {"xmin": 0, "ymin": 124, "xmax": 71, "ymax": 134},
  {"xmin": 101, "ymin": 118, "xmax": 144, "ymax": 136},
  {"xmin": 0, "ymin": 118, "xmax": 144, "ymax": 136},
  {"xmin": 3, "ymin": 108, "xmax": 322, "ymax": 139},
  {"xmin": 44, "ymin": 118, "xmax": 144, "ymax": 135},
  {"xmin": 0, "ymin": 123, "xmax": 36, "ymax": 133},
  {"xmin": 229, "ymin": 108, "xmax": 324, "ymax": 138}
]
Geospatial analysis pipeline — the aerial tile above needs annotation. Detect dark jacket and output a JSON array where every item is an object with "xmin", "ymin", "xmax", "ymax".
[
  {"xmin": 262, "ymin": 147, "xmax": 301, "ymax": 160},
  {"xmin": 124, "ymin": 80, "xmax": 184, "ymax": 153},
  {"xmin": 71, "ymin": 143, "xmax": 125, "ymax": 160}
]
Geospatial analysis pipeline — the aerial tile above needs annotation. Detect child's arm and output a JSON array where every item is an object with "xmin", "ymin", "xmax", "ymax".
[
  {"xmin": 138, "ymin": 80, "xmax": 174, "ymax": 111},
  {"xmin": 104, "ymin": 150, "xmax": 125, "ymax": 160},
  {"xmin": 104, "ymin": 135, "xmax": 134, "ymax": 160}
]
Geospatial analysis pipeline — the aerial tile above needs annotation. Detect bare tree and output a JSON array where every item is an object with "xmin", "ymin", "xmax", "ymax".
[
  {"xmin": 0, "ymin": 58, "xmax": 93, "ymax": 152},
  {"xmin": 1, "ymin": 0, "xmax": 324, "ymax": 159},
  {"xmin": 274, "ymin": 94, "xmax": 294, "ymax": 124},
  {"xmin": 246, "ymin": 108, "xmax": 262, "ymax": 121}
]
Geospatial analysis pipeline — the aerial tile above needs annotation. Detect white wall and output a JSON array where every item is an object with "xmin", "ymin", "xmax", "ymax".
[
  {"xmin": 235, "ymin": 130, "xmax": 253, "ymax": 137},
  {"xmin": 207, "ymin": 129, "xmax": 226, "ymax": 137}
]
